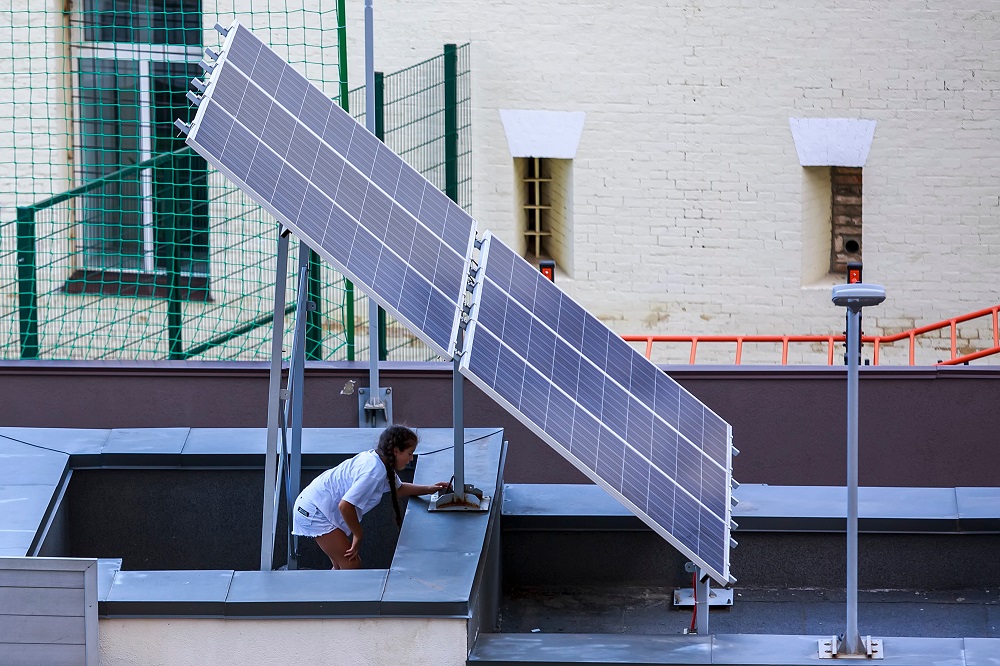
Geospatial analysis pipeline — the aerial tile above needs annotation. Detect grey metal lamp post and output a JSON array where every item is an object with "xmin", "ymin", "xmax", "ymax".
[{"xmin": 829, "ymin": 282, "xmax": 886, "ymax": 658}]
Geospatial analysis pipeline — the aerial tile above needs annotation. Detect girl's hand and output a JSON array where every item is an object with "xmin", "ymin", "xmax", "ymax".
[
  {"xmin": 344, "ymin": 533, "xmax": 362, "ymax": 561},
  {"xmin": 431, "ymin": 481, "xmax": 452, "ymax": 493}
]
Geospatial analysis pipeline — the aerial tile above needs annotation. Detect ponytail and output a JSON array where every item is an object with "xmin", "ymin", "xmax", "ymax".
[{"xmin": 377, "ymin": 425, "xmax": 417, "ymax": 527}]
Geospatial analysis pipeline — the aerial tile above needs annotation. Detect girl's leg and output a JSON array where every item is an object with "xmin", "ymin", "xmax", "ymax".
[{"xmin": 314, "ymin": 528, "xmax": 360, "ymax": 570}]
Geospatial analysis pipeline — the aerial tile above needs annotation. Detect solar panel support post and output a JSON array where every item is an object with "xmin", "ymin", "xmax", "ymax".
[
  {"xmin": 830, "ymin": 283, "xmax": 886, "ymax": 659},
  {"xmin": 428, "ymin": 331, "xmax": 489, "ymax": 512},
  {"xmin": 362, "ymin": 0, "xmax": 384, "ymax": 426},
  {"xmin": 453, "ymin": 355, "xmax": 465, "ymax": 497},
  {"xmin": 285, "ymin": 244, "xmax": 312, "ymax": 571},
  {"xmin": 261, "ymin": 228, "xmax": 292, "ymax": 571},
  {"xmin": 695, "ymin": 568, "xmax": 710, "ymax": 635}
]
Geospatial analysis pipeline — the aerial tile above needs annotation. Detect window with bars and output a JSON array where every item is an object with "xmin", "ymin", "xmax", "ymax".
[{"xmin": 515, "ymin": 156, "xmax": 573, "ymax": 275}]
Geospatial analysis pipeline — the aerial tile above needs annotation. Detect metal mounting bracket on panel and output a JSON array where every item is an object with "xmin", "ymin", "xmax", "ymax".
[
  {"xmin": 672, "ymin": 587, "xmax": 734, "ymax": 608},
  {"xmin": 428, "ymin": 483, "xmax": 491, "ymax": 512},
  {"xmin": 358, "ymin": 387, "xmax": 392, "ymax": 428},
  {"xmin": 818, "ymin": 636, "xmax": 884, "ymax": 659}
]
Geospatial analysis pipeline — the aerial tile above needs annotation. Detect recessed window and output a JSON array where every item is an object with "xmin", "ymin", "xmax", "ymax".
[
  {"xmin": 789, "ymin": 118, "xmax": 875, "ymax": 284},
  {"xmin": 514, "ymin": 157, "xmax": 573, "ymax": 273},
  {"xmin": 830, "ymin": 166, "xmax": 862, "ymax": 274},
  {"xmin": 499, "ymin": 109, "xmax": 585, "ymax": 277}
]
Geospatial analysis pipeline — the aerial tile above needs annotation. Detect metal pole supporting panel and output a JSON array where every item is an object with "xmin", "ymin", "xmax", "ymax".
[
  {"xmin": 827, "ymin": 282, "xmax": 885, "ymax": 660},
  {"xmin": 261, "ymin": 229, "xmax": 290, "ymax": 571},
  {"xmin": 286, "ymin": 245, "xmax": 310, "ymax": 570},
  {"xmin": 364, "ymin": 0, "xmax": 379, "ymax": 410},
  {"xmin": 844, "ymin": 307, "xmax": 861, "ymax": 654},
  {"xmin": 453, "ymin": 355, "xmax": 465, "ymax": 497}
]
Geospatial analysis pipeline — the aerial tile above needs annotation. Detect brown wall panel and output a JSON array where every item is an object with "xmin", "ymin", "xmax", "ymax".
[{"xmin": 2, "ymin": 362, "xmax": 997, "ymax": 487}]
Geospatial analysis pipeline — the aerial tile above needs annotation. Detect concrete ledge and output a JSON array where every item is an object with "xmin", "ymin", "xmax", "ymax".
[
  {"xmin": 469, "ymin": 633, "xmax": 1000, "ymax": 665},
  {"xmin": 503, "ymin": 484, "xmax": 1000, "ymax": 534},
  {"xmin": 1, "ymin": 426, "xmax": 505, "ymax": 620}
]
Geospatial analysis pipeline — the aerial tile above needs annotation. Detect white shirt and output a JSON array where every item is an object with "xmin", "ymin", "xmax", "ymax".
[{"xmin": 296, "ymin": 450, "xmax": 401, "ymax": 535}]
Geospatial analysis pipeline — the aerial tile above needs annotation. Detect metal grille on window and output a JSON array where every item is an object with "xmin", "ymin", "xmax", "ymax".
[{"xmin": 523, "ymin": 157, "xmax": 551, "ymax": 258}]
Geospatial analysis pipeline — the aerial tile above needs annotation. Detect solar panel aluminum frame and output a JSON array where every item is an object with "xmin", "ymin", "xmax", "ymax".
[
  {"xmin": 460, "ymin": 232, "xmax": 735, "ymax": 586},
  {"xmin": 184, "ymin": 21, "xmax": 474, "ymax": 361}
]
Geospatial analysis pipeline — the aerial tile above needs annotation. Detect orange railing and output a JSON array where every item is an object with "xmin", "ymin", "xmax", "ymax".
[{"xmin": 623, "ymin": 305, "xmax": 1000, "ymax": 366}]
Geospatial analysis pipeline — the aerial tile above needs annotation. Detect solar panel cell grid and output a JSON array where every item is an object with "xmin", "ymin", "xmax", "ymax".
[
  {"xmin": 347, "ymin": 131, "xmax": 380, "ymax": 178},
  {"xmin": 249, "ymin": 47, "xmax": 284, "ymax": 96},
  {"xmin": 223, "ymin": 29, "xmax": 260, "ymax": 72},
  {"xmin": 459, "ymin": 233, "xmax": 734, "ymax": 583},
  {"xmin": 234, "ymin": 77, "xmax": 271, "ymax": 137},
  {"xmin": 191, "ymin": 101, "xmax": 233, "ymax": 162},
  {"xmin": 320, "ymin": 108, "xmax": 356, "ymax": 156},
  {"xmin": 271, "ymin": 167, "xmax": 309, "ymax": 224},
  {"xmin": 276, "ymin": 66, "xmax": 309, "ymax": 117},
  {"xmin": 286, "ymin": 124, "xmax": 321, "ymax": 179},
  {"xmin": 244, "ymin": 140, "xmax": 282, "ymax": 201},
  {"xmin": 370, "ymin": 145, "xmax": 404, "ymax": 198}
]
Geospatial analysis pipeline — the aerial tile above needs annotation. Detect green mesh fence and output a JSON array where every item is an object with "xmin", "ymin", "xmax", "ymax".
[{"xmin": 1, "ymin": 2, "xmax": 471, "ymax": 362}]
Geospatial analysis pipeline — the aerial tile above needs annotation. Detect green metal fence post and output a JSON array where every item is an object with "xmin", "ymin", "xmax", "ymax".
[
  {"xmin": 15, "ymin": 207, "xmax": 39, "ymax": 359},
  {"xmin": 166, "ymin": 239, "xmax": 184, "ymax": 360},
  {"xmin": 444, "ymin": 43, "xmax": 459, "ymax": 204},
  {"xmin": 375, "ymin": 70, "xmax": 387, "ymax": 361},
  {"xmin": 305, "ymin": 250, "xmax": 322, "ymax": 359}
]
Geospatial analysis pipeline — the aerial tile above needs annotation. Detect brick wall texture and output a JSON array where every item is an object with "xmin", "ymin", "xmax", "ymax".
[
  {"xmin": 342, "ymin": 0, "xmax": 1000, "ymax": 364},
  {"xmin": 8, "ymin": 1, "xmax": 999, "ymax": 365}
]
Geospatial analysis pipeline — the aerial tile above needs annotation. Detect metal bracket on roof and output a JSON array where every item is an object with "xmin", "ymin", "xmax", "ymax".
[
  {"xmin": 358, "ymin": 386, "xmax": 392, "ymax": 428},
  {"xmin": 818, "ymin": 635, "xmax": 884, "ymax": 659},
  {"xmin": 214, "ymin": 22, "xmax": 230, "ymax": 36},
  {"xmin": 428, "ymin": 483, "xmax": 491, "ymax": 512},
  {"xmin": 173, "ymin": 119, "xmax": 190, "ymax": 136}
]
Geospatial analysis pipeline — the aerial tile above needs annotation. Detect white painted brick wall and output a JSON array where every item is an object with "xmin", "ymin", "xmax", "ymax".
[
  {"xmin": 6, "ymin": 1, "xmax": 999, "ymax": 364},
  {"xmin": 338, "ymin": 0, "xmax": 1000, "ymax": 363}
]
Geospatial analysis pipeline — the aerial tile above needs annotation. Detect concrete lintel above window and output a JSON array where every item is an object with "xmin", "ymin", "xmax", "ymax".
[
  {"xmin": 789, "ymin": 118, "xmax": 877, "ymax": 167},
  {"xmin": 499, "ymin": 110, "xmax": 586, "ymax": 158}
]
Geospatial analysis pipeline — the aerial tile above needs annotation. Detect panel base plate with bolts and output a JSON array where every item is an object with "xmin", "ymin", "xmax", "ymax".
[{"xmin": 818, "ymin": 636, "xmax": 884, "ymax": 659}]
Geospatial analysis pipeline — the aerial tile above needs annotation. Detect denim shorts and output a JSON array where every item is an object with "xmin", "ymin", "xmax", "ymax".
[{"xmin": 292, "ymin": 499, "xmax": 336, "ymax": 537}]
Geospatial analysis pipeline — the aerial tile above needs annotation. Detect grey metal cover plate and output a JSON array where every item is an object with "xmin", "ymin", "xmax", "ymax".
[
  {"xmin": 184, "ymin": 21, "xmax": 476, "ymax": 359},
  {"xmin": 460, "ymin": 232, "xmax": 735, "ymax": 584}
]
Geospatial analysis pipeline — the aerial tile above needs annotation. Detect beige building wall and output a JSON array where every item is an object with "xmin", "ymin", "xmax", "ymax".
[
  {"xmin": 5, "ymin": 1, "xmax": 999, "ymax": 363},
  {"xmin": 100, "ymin": 616, "xmax": 469, "ymax": 666},
  {"xmin": 335, "ymin": 0, "xmax": 1000, "ymax": 364}
]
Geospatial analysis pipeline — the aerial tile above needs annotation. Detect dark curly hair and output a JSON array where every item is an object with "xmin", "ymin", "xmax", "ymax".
[{"xmin": 376, "ymin": 425, "xmax": 418, "ymax": 527}]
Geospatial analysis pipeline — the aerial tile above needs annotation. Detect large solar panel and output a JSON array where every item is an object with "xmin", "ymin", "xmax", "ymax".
[
  {"xmin": 182, "ymin": 22, "xmax": 735, "ymax": 585},
  {"xmin": 461, "ymin": 233, "xmax": 736, "ymax": 584},
  {"xmin": 184, "ymin": 21, "xmax": 476, "ymax": 358}
]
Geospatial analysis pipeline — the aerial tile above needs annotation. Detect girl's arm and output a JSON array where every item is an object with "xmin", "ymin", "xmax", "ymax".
[
  {"xmin": 397, "ymin": 481, "xmax": 451, "ymax": 497},
  {"xmin": 338, "ymin": 499, "xmax": 364, "ymax": 560}
]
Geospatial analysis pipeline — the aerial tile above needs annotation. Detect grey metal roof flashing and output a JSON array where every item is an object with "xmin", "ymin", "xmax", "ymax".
[
  {"xmin": 0, "ymin": 426, "xmax": 505, "ymax": 618},
  {"xmin": 502, "ymin": 483, "xmax": 1000, "ymax": 534}
]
